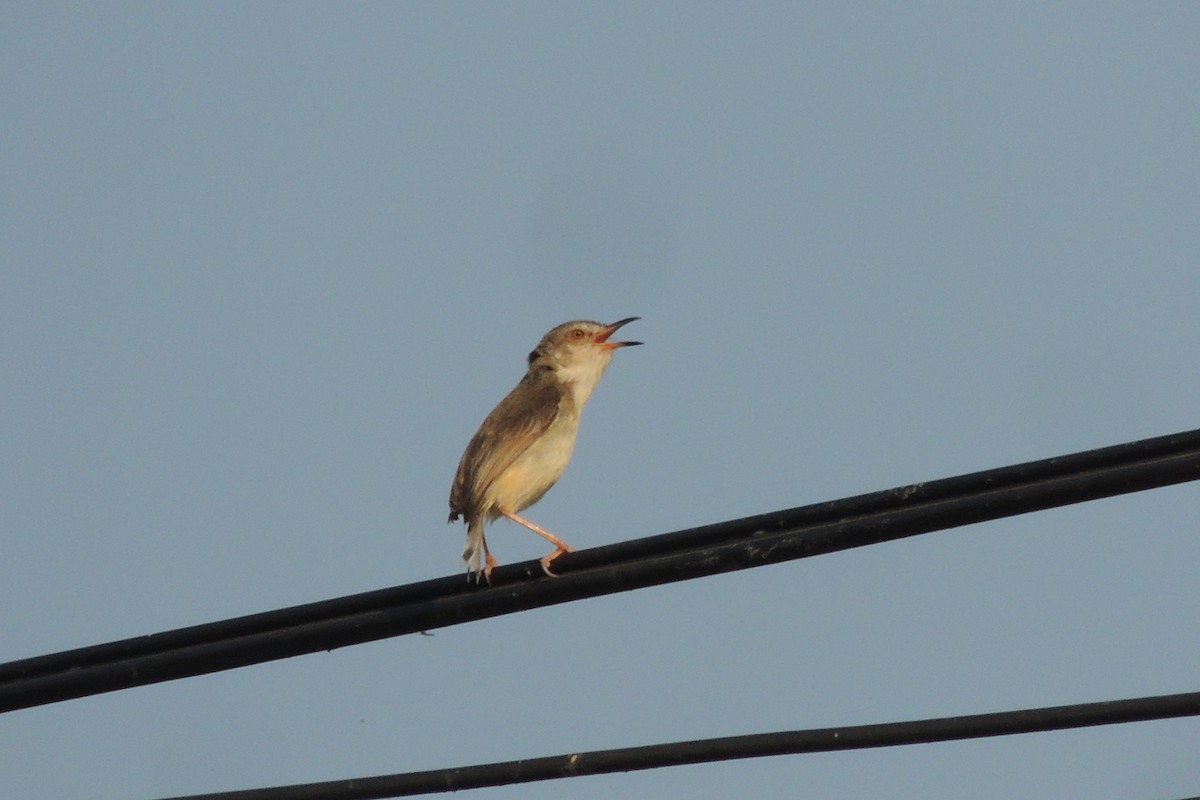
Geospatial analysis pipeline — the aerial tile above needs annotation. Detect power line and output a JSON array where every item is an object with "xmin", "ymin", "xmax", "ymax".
[
  {"xmin": 150, "ymin": 689, "xmax": 1200, "ymax": 799},
  {"xmin": 2, "ymin": 427, "xmax": 1199, "ymax": 714}
]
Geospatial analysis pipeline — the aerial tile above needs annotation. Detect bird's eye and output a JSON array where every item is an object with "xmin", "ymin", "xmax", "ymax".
[{"xmin": 571, "ymin": 328, "xmax": 586, "ymax": 339}]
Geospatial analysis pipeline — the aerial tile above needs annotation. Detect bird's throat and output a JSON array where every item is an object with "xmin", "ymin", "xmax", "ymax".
[{"xmin": 553, "ymin": 354, "xmax": 613, "ymax": 410}]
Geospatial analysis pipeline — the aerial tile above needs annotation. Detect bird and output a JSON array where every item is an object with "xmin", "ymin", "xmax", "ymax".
[{"xmin": 449, "ymin": 317, "xmax": 642, "ymax": 582}]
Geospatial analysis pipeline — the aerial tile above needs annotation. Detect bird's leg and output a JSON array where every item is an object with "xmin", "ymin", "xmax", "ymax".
[
  {"xmin": 481, "ymin": 531, "xmax": 497, "ymax": 584},
  {"xmin": 500, "ymin": 510, "xmax": 575, "ymax": 576}
]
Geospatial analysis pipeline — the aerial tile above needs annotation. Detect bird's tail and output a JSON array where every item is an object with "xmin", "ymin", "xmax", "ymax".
[{"xmin": 462, "ymin": 518, "xmax": 485, "ymax": 579}]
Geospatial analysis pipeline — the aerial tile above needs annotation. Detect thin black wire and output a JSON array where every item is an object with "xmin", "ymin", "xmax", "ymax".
[
  {"xmin": 151, "ymin": 690, "xmax": 1200, "ymax": 799},
  {"xmin": 3, "ymin": 427, "xmax": 1200, "ymax": 714}
]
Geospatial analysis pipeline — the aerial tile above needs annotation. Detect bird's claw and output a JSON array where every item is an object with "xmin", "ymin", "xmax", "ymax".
[{"xmin": 539, "ymin": 546, "xmax": 575, "ymax": 577}]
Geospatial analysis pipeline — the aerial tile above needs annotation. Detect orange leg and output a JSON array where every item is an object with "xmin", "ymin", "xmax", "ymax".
[
  {"xmin": 481, "ymin": 529, "xmax": 498, "ymax": 584},
  {"xmin": 500, "ymin": 510, "xmax": 575, "ymax": 576}
]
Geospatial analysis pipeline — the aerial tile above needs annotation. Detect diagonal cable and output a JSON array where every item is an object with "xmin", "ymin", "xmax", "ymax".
[
  {"xmin": 2, "ymin": 427, "xmax": 1199, "ymax": 714},
  {"xmin": 151, "ymin": 689, "xmax": 1200, "ymax": 799}
]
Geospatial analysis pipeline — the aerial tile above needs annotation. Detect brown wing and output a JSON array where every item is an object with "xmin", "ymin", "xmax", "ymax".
[{"xmin": 449, "ymin": 372, "xmax": 561, "ymax": 521}]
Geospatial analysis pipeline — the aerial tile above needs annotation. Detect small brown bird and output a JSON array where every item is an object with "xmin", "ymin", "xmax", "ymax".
[{"xmin": 449, "ymin": 318, "xmax": 642, "ymax": 582}]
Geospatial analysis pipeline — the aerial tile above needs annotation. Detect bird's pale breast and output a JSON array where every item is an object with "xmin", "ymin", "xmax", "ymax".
[{"xmin": 482, "ymin": 409, "xmax": 580, "ymax": 518}]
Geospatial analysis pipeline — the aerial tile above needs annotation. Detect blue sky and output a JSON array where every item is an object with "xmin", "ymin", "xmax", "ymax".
[{"xmin": 3, "ymin": 4, "xmax": 1199, "ymax": 798}]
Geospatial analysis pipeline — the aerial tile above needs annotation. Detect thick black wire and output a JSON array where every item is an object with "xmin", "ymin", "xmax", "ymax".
[
  {"xmin": 151, "ymin": 690, "xmax": 1200, "ymax": 799},
  {"xmin": 3, "ymin": 427, "xmax": 1200, "ymax": 714}
]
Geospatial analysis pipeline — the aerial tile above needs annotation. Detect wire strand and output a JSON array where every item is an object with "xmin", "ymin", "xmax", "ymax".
[
  {"xmin": 150, "ymin": 690, "xmax": 1200, "ymax": 799},
  {"xmin": 3, "ymin": 427, "xmax": 1199, "ymax": 714}
]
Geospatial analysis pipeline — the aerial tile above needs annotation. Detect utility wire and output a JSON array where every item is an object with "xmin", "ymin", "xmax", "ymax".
[
  {"xmin": 3, "ymin": 427, "xmax": 1200, "ymax": 714},
  {"xmin": 151, "ymin": 689, "xmax": 1200, "ymax": 799}
]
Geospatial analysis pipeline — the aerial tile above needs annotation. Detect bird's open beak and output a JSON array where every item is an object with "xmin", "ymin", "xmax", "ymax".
[{"xmin": 596, "ymin": 317, "xmax": 643, "ymax": 349}]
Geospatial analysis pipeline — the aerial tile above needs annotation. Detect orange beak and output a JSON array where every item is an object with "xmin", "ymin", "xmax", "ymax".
[{"xmin": 595, "ymin": 317, "xmax": 643, "ymax": 349}]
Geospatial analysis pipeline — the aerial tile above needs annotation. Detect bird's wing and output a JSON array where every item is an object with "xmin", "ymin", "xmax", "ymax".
[{"xmin": 449, "ymin": 374, "xmax": 562, "ymax": 520}]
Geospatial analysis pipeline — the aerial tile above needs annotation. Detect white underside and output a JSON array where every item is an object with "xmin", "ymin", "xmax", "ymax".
[
  {"xmin": 483, "ymin": 349, "xmax": 612, "ymax": 517},
  {"xmin": 483, "ymin": 411, "xmax": 579, "ymax": 516}
]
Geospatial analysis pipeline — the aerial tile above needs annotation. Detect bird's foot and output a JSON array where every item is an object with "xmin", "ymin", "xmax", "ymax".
[
  {"xmin": 539, "ymin": 545, "xmax": 575, "ymax": 577},
  {"xmin": 482, "ymin": 553, "xmax": 498, "ymax": 584}
]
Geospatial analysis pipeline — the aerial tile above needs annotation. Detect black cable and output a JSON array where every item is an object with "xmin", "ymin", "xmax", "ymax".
[
  {"xmin": 150, "ymin": 689, "xmax": 1200, "ymax": 799},
  {"xmin": 3, "ymin": 427, "xmax": 1200, "ymax": 714}
]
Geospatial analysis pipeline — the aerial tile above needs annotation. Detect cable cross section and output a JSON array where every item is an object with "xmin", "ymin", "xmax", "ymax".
[{"xmin": 2, "ymin": 427, "xmax": 1199, "ymax": 714}]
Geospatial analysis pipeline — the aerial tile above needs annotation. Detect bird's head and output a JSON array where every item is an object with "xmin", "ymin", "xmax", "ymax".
[{"xmin": 528, "ymin": 317, "xmax": 642, "ymax": 383}]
